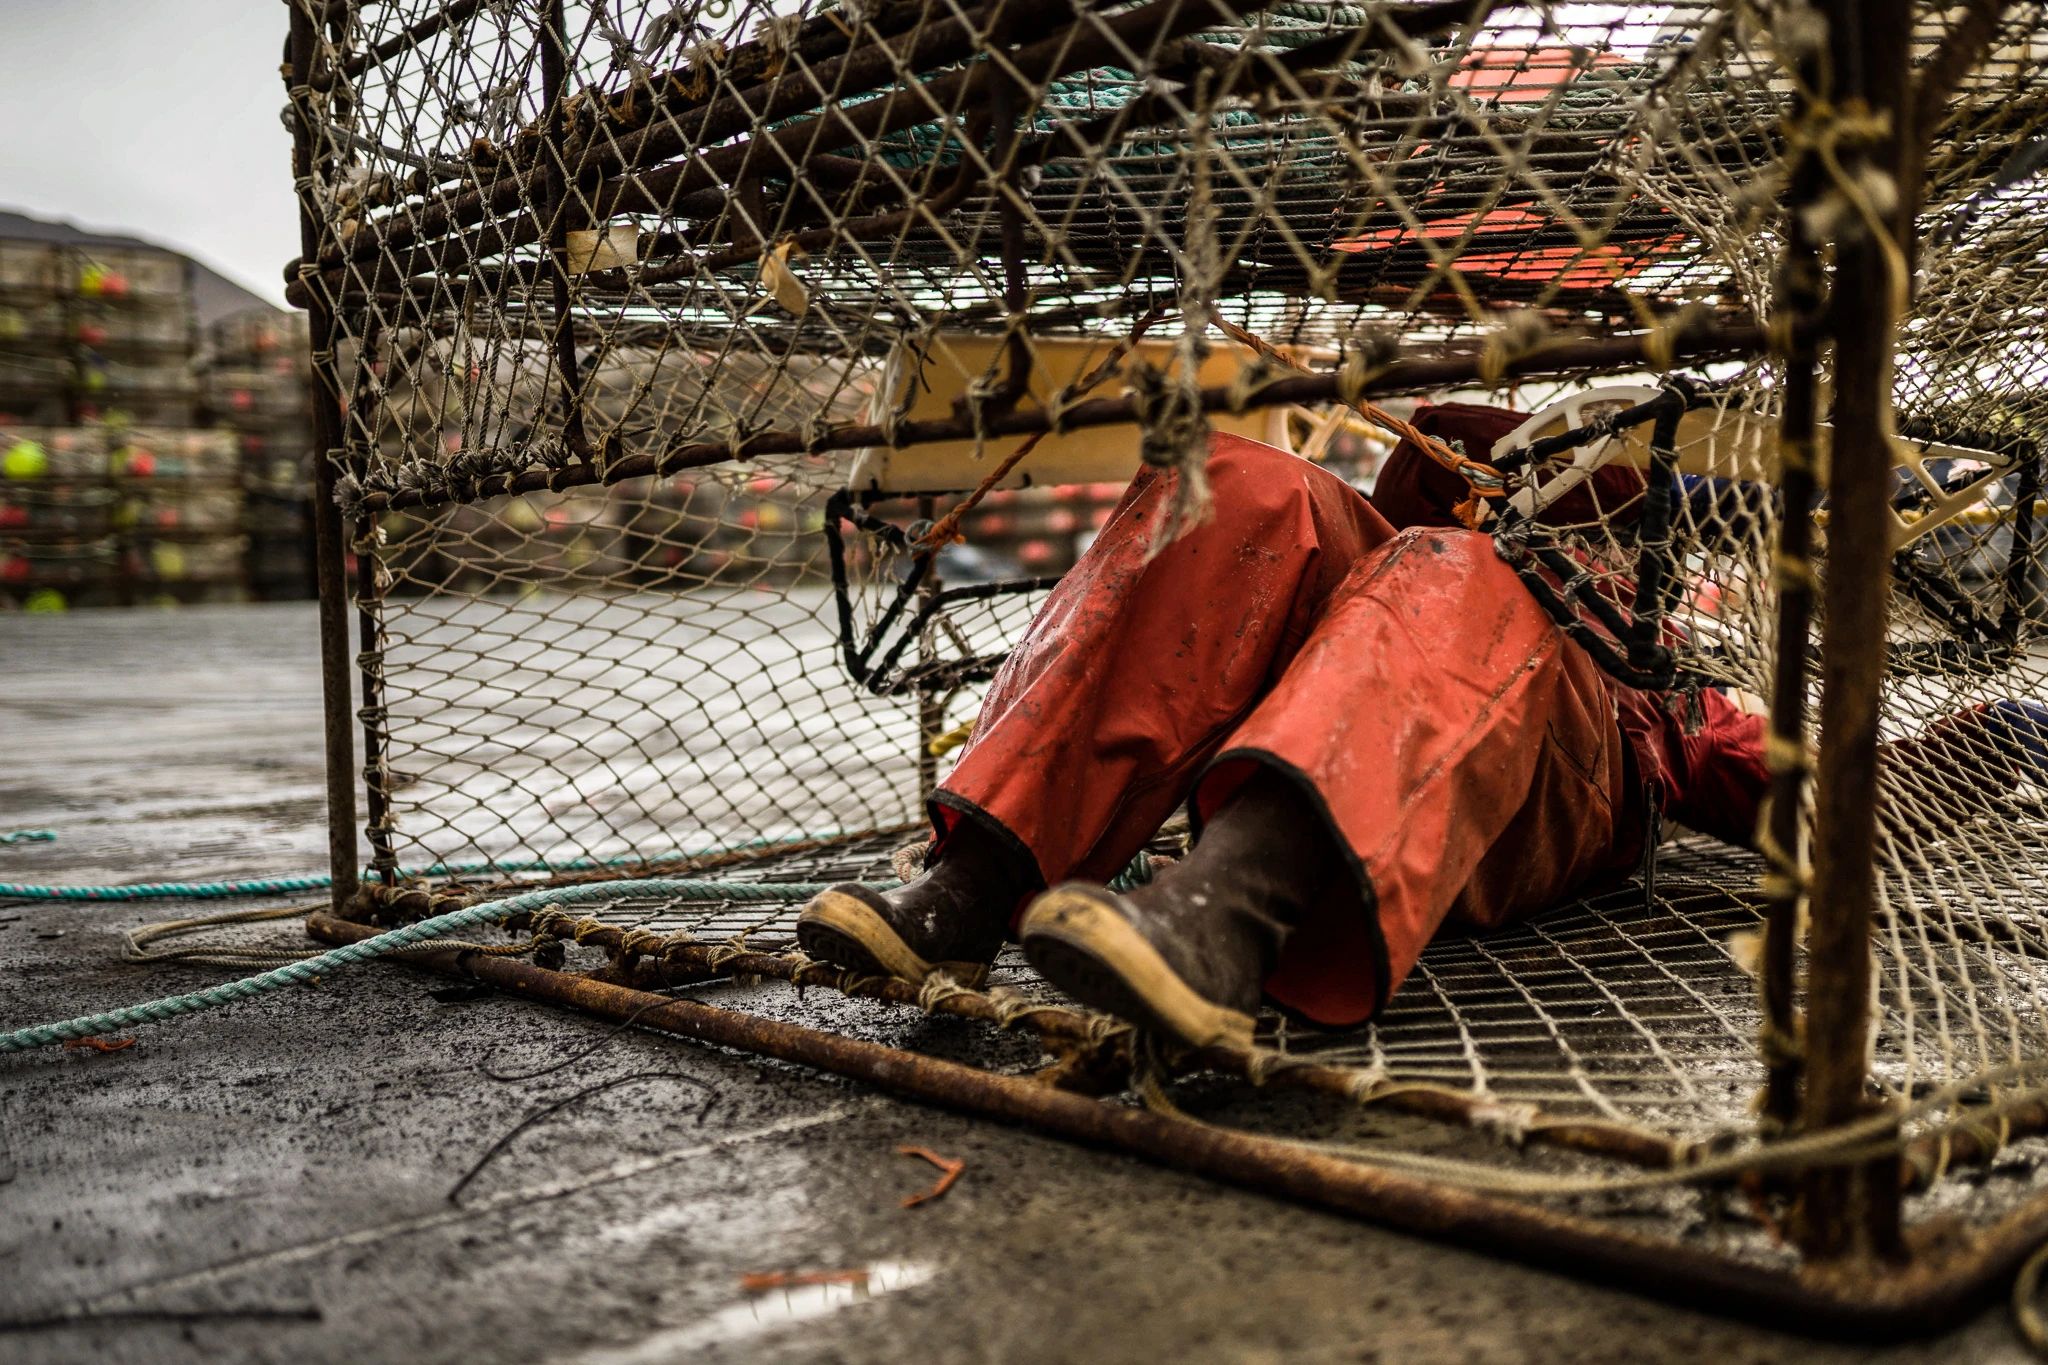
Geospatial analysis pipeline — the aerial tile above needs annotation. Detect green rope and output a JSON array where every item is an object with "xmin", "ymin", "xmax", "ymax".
[
  {"xmin": 1, "ymin": 829, "xmax": 56, "ymax": 846},
  {"xmin": 3, "ymin": 872, "xmax": 337, "ymax": 902},
  {"xmin": 0, "ymin": 833, "xmax": 867, "ymax": 902},
  {"xmin": 1107, "ymin": 850, "xmax": 1157, "ymax": 893},
  {"xmin": 0, "ymin": 877, "xmax": 849, "ymax": 1054},
  {"xmin": 0, "ymin": 847, "xmax": 1166, "ymax": 1052},
  {"xmin": 1, "ymin": 840, "xmax": 1159, "ymax": 904}
]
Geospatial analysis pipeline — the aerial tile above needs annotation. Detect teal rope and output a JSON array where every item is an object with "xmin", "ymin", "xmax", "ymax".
[
  {"xmin": 3, "ymin": 843, "xmax": 1164, "ymax": 903},
  {"xmin": 1107, "ymin": 850, "xmax": 1157, "ymax": 893},
  {"xmin": 1, "ymin": 829, "xmax": 56, "ymax": 846},
  {"xmin": 3, "ymin": 872, "xmax": 337, "ymax": 902},
  {"xmin": 1, "ymin": 846, "xmax": 1166, "ymax": 1052},
  {"xmin": 0, "ymin": 833, "xmax": 870, "ymax": 902},
  {"xmin": 0, "ymin": 877, "xmax": 846, "ymax": 1054}
]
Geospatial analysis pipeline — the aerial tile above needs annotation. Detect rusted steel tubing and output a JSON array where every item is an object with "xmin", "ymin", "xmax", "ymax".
[
  {"xmin": 550, "ymin": 915, "xmax": 1688, "ymax": 1171},
  {"xmin": 301, "ymin": 199, "xmax": 1696, "ymax": 316},
  {"xmin": 1758, "ymin": 55, "xmax": 1825, "ymax": 1133},
  {"xmin": 298, "ymin": 0, "xmax": 1436, "ymax": 297},
  {"xmin": 287, "ymin": 0, "xmax": 1029, "ymax": 304},
  {"xmin": 621, "ymin": 17, "xmax": 1436, "ymax": 290},
  {"xmin": 601, "ymin": 0, "xmax": 967, "ymax": 137},
  {"xmin": 303, "ymin": 911, "xmax": 2048, "ymax": 1339},
  {"xmin": 702, "ymin": 108, "xmax": 994, "ymax": 274},
  {"xmin": 1902, "ymin": 0, "xmax": 2015, "ymax": 279},
  {"xmin": 340, "ymin": 0, "xmax": 934, "ymax": 96},
  {"xmin": 297, "ymin": 0, "xmax": 1478, "ymax": 296},
  {"xmin": 540, "ymin": 0, "xmax": 592, "ymax": 460},
  {"xmin": 1800, "ymin": 0, "xmax": 1912, "ymax": 1262},
  {"xmin": 325, "ymin": 0, "xmax": 1399, "ymax": 284},
  {"xmin": 626, "ymin": 943, "xmax": 1102, "ymax": 1033},
  {"xmin": 419, "ymin": 0, "xmax": 969, "ymax": 254},
  {"xmin": 291, "ymin": 141, "xmax": 1683, "ymax": 312},
  {"xmin": 330, "ymin": 896, "xmax": 2048, "ymax": 1184},
  {"xmin": 346, "ymin": 325, "xmax": 399, "ymax": 884},
  {"xmin": 340, "ymin": 0, "xmax": 491, "ymax": 78},
  {"xmin": 987, "ymin": 71, "xmax": 1035, "ymax": 416},
  {"xmin": 1915, "ymin": 0, "xmax": 2016, "ymax": 139},
  {"xmin": 305, "ymin": 0, "xmax": 1016, "ymax": 278},
  {"xmin": 348, "ymin": 319, "xmax": 1766, "ymax": 514},
  {"xmin": 287, "ymin": 5, "xmax": 360, "ymax": 918},
  {"xmin": 1901, "ymin": 1099, "xmax": 2048, "ymax": 1192}
]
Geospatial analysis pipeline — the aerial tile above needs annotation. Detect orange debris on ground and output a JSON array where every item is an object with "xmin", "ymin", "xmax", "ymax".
[
  {"xmin": 61, "ymin": 1036, "xmax": 136, "ymax": 1053},
  {"xmin": 739, "ymin": 1269, "xmax": 872, "ymax": 1294},
  {"xmin": 896, "ymin": 1145, "xmax": 966, "ymax": 1208}
]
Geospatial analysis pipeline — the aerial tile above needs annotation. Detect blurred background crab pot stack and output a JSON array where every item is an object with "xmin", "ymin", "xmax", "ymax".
[
  {"xmin": 110, "ymin": 425, "xmax": 247, "ymax": 607},
  {"xmin": 66, "ymin": 244, "xmax": 199, "ymax": 428},
  {"xmin": 202, "ymin": 308, "xmax": 317, "ymax": 601},
  {"xmin": 0, "ymin": 232, "xmax": 327, "ymax": 610}
]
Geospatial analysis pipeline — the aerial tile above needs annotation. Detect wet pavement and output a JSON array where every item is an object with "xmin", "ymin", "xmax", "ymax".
[{"xmin": 0, "ymin": 603, "xmax": 2035, "ymax": 1363}]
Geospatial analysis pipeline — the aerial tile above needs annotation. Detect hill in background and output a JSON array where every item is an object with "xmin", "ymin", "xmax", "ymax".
[{"xmin": 0, "ymin": 206, "xmax": 281, "ymax": 326}]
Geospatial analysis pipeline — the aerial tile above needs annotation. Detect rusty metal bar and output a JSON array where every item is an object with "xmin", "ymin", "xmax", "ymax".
[
  {"xmin": 1898, "ymin": 0, "xmax": 2016, "ymax": 288},
  {"xmin": 335, "ymin": 877, "xmax": 2048, "ymax": 1198},
  {"xmin": 294, "ymin": 102, "xmax": 998, "ymax": 315},
  {"xmin": 297, "ymin": 0, "xmax": 1020, "ymax": 283},
  {"xmin": 317, "ymin": 0, "xmax": 988, "ymax": 273},
  {"xmin": 1799, "ymin": 0, "xmax": 1914, "ymax": 1261},
  {"xmin": 341, "ymin": 0, "xmax": 491, "ymax": 79},
  {"xmin": 346, "ymin": 318, "xmax": 1768, "ymax": 514},
  {"xmin": 1910, "ymin": 0, "xmax": 2017, "ymax": 196},
  {"xmin": 292, "ymin": 0, "xmax": 1485, "ymax": 297},
  {"xmin": 504, "ymin": 908, "xmax": 1687, "ymax": 1171},
  {"xmin": 286, "ymin": 2, "xmax": 360, "ymax": 919},
  {"xmin": 1757, "ymin": 44, "xmax": 1829, "ymax": 1137},
  {"xmin": 303, "ymin": 0, "xmax": 1210, "ymax": 299},
  {"xmin": 1902, "ymin": 1097, "xmax": 2048, "ymax": 1192},
  {"xmin": 304, "ymin": 910, "xmax": 2048, "ymax": 1339},
  {"xmin": 286, "ymin": 0, "xmax": 1486, "ymax": 307},
  {"xmin": 539, "ymin": 0, "xmax": 591, "ymax": 460},
  {"xmin": 347, "ymin": 329, "xmax": 398, "ymax": 886},
  {"xmin": 491, "ymin": 908, "xmax": 1679, "ymax": 1178},
  {"xmin": 985, "ymin": 58, "xmax": 1035, "ymax": 416},
  {"xmin": 326, "ymin": 0, "xmax": 1433, "ymax": 277}
]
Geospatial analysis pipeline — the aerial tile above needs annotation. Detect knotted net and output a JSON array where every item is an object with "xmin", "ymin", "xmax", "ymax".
[{"xmin": 285, "ymin": 0, "xmax": 2048, "ymax": 1243}]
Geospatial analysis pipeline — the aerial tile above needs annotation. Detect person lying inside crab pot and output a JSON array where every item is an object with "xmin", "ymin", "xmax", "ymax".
[{"xmin": 798, "ymin": 399, "xmax": 2048, "ymax": 1046}]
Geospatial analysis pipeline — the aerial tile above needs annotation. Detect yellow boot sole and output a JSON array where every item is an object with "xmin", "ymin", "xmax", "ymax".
[
  {"xmin": 1020, "ymin": 885, "xmax": 1256, "ymax": 1051},
  {"xmin": 796, "ymin": 887, "xmax": 992, "ymax": 988}
]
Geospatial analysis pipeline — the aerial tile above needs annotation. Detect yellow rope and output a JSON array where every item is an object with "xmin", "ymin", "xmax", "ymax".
[{"xmin": 926, "ymin": 717, "xmax": 976, "ymax": 758}]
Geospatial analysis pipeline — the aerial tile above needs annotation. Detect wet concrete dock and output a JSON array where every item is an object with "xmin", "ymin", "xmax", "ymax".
[{"xmin": 0, "ymin": 603, "xmax": 2033, "ymax": 1362}]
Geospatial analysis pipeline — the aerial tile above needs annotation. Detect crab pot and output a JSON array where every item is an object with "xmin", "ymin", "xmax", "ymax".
[{"xmin": 281, "ymin": 0, "xmax": 2048, "ymax": 1329}]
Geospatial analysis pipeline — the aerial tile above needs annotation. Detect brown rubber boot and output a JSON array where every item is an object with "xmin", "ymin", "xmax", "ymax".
[
  {"xmin": 797, "ymin": 817, "xmax": 1035, "ymax": 987},
  {"xmin": 1020, "ymin": 769, "xmax": 1344, "ymax": 1050}
]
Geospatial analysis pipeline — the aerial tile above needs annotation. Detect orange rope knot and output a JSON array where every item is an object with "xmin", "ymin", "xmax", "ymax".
[{"xmin": 896, "ymin": 1144, "xmax": 966, "ymax": 1208}]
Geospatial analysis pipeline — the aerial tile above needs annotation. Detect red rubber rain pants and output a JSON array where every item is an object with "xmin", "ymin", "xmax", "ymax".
[{"xmin": 933, "ymin": 433, "xmax": 1650, "ymax": 1025}]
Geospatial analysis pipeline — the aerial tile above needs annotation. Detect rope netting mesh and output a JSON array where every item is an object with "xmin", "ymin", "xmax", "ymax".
[{"xmin": 287, "ymin": 0, "xmax": 2048, "ymax": 1198}]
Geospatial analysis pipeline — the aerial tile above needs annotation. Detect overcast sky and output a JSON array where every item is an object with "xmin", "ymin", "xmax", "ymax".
[{"xmin": 1, "ymin": 0, "xmax": 297, "ymax": 306}]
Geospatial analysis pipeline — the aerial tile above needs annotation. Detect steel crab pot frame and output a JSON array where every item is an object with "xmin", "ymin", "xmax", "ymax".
[{"xmin": 283, "ymin": 0, "xmax": 2048, "ymax": 1335}]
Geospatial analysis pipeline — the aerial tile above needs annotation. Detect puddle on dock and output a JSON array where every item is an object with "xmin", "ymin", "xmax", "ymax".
[{"xmin": 571, "ymin": 1260, "xmax": 934, "ymax": 1361}]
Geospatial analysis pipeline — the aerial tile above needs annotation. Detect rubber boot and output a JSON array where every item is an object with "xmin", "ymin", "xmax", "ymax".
[
  {"xmin": 1020, "ymin": 770, "xmax": 1345, "ymax": 1049},
  {"xmin": 797, "ymin": 816, "xmax": 1034, "ymax": 987}
]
